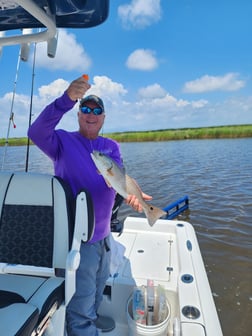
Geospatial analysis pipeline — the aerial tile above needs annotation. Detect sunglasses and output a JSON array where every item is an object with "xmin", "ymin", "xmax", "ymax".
[{"xmin": 80, "ymin": 105, "xmax": 103, "ymax": 115}]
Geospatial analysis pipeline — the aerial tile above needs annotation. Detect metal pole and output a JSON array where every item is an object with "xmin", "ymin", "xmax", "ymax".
[{"xmin": 25, "ymin": 42, "xmax": 37, "ymax": 172}]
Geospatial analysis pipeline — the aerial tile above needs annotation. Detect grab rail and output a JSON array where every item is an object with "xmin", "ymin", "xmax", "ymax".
[
  {"xmin": 163, "ymin": 195, "xmax": 189, "ymax": 219},
  {"xmin": 0, "ymin": 0, "xmax": 56, "ymax": 47}
]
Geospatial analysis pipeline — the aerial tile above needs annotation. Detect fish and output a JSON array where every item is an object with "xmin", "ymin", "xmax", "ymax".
[{"xmin": 91, "ymin": 150, "xmax": 166, "ymax": 226}]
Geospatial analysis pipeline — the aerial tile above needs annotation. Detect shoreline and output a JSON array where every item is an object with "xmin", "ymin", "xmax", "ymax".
[
  {"xmin": 1, "ymin": 124, "xmax": 252, "ymax": 146},
  {"xmin": 106, "ymin": 124, "xmax": 252, "ymax": 142}
]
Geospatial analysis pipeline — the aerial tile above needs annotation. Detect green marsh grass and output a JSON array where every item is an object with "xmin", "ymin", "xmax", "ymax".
[
  {"xmin": 1, "ymin": 125, "xmax": 252, "ymax": 146},
  {"xmin": 105, "ymin": 124, "xmax": 252, "ymax": 142}
]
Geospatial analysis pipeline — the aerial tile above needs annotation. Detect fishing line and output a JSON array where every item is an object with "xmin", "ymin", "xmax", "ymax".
[{"xmin": 1, "ymin": 46, "xmax": 21, "ymax": 171}]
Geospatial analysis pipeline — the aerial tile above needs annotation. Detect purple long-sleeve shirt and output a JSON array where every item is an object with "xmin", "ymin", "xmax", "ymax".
[{"xmin": 28, "ymin": 91, "xmax": 122, "ymax": 243}]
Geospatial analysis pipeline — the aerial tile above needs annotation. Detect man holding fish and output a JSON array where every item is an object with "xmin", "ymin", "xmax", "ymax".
[{"xmin": 28, "ymin": 76, "xmax": 165, "ymax": 336}]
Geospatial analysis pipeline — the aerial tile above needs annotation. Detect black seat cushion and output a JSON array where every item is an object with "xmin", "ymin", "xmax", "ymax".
[{"xmin": 0, "ymin": 204, "xmax": 54, "ymax": 267}]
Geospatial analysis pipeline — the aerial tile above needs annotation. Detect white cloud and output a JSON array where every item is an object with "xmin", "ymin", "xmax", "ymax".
[
  {"xmin": 183, "ymin": 73, "xmax": 245, "ymax": 93},
  {"xmin": 1, "ymin": 76, "xmax": 252, "ymax": 139},
  {"xmin": 38, "ymin": 78, "xmax": 69, "ymax": 100},
  {"xmin": 35, "ymin": 29, "xmax": 92, "ymax": 71},
  {"xmin": 87, "ymin": 76, "xmax": 127, "ymax": 100},
  {"xmin": 136, "ymin": 84, "xmax": 198, "ymax": 109},
  {"xmin": 118, "ymin": 0, "xmax": 161, "ymax": 29},
  {"xmin": 191, "ymin": 99, "xmax": 208, "ymax": 108},
  {"xmin": 126, "ymin": 49, "xmax": 158, "ymax": 70},
  {"xmin": 101, "ymin": 83, "xmax": 211, "ymax": 132},
  {"xmin": 138, "ymin": 83, "xmax": 166, "ymax": 99}
]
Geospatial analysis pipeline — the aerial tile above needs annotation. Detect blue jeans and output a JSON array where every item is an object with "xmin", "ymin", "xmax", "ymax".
[{"xmin": 66, "ymin": 237, "xmax": 111, "ymax": 336}]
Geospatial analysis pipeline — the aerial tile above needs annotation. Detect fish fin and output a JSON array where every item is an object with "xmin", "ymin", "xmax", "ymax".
[{"xmin": 143, "ymin": 205, "xmax": 166, "ymax": 227}]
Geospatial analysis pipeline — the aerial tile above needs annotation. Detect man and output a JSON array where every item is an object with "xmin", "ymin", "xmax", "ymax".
[{"xmin": 28, "ymin": 76, "xmax": 149, "ymax": 335}]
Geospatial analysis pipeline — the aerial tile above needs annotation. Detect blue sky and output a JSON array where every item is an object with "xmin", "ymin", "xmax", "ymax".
[{"xmin": 0, "ymin": 0, "xmax": 251, "ymax": 138}]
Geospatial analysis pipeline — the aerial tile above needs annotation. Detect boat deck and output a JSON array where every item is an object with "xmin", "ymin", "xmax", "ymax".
[{"xmin": 97, "ymin": 217, "xmax": 222, "ymax": 335}]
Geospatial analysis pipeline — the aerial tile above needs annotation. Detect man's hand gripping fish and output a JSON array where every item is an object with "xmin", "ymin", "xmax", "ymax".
[{"xmin": 91, "ymin": 150, "xmax": 166, "ymax": 226}]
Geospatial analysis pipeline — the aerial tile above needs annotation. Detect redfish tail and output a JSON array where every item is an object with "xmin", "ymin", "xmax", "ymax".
[{"xmin": 144, "ymin": 204, "xmax": 166, "ymax": 227}]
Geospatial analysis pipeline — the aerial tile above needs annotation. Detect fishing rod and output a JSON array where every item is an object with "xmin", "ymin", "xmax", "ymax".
[
  {"xmin": 25, "ymin": 40, "xmax": 37, "ymax": 172},
  {"xmin": 1, "ymin": 28, "xmax": 32, "ymax": 171},
  {"xmin": 25, "ymin": 27, "xmax": 56, "ymax": 171},
  {"xmin": 1, "ymin": 47, "xmax": 21, "ymax": 171}
]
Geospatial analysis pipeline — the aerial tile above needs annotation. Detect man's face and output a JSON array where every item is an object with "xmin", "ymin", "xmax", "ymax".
[{"xmin": 78, "ymin": 100, "xmax": 105, "ymax": 139}]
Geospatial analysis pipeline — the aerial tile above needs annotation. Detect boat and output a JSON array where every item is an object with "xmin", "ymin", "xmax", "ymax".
[{"xmin": 0, "ymin": 1, "xmax": 223, "ymax": 335}]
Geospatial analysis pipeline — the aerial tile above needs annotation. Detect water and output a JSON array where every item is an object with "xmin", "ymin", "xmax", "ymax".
[{"xmin": 1, "ymin": 138, "xmax": 252, "ymax": 336}]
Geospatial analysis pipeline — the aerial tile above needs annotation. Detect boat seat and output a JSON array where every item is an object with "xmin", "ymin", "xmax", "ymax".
[{"xmin": 0, "ymin": 172, "xmax": 94, "ymax": 336}]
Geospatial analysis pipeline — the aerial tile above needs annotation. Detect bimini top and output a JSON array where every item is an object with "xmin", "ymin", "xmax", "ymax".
[
  {"xmin": 0, "ymin": 0, "xmax": 109, "ymax": 48},
  {"xmin": 0, "ymin": 0, "xmax": 109, "ymax": 30}
]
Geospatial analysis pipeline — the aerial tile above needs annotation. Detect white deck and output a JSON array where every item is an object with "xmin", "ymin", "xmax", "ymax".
[{"xmin": 98, "ymin": 217, "xmax": 223, "ymax": 336}]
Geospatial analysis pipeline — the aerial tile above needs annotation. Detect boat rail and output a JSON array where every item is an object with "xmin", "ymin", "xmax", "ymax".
[
  {"xmin": 163, "ymin": 195, "xmax": 189, "ymax": 219},
  {"xmin": 0, "ymin": 0, "xmax": 57, "ymax": 47}
]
